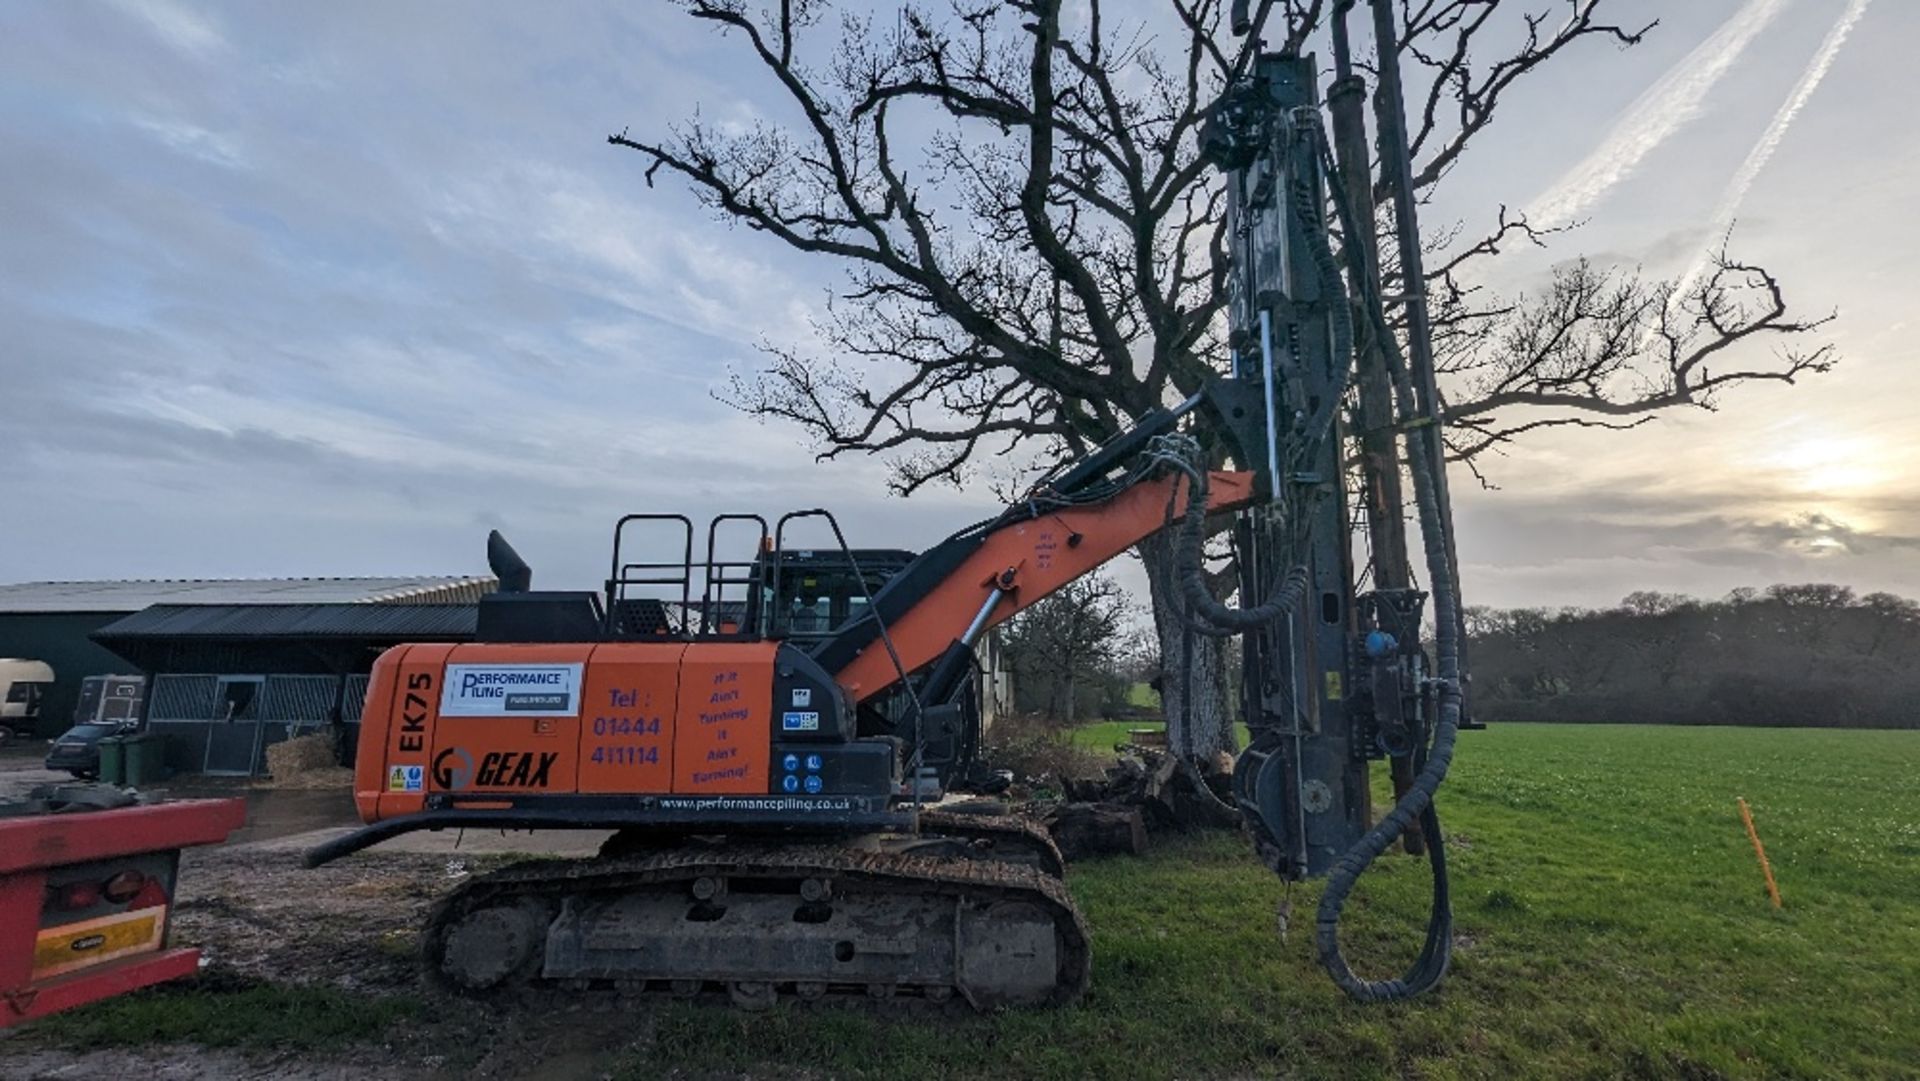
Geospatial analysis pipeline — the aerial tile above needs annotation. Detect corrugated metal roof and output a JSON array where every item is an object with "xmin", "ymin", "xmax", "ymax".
[
  {"xmin": 0, "ymin": 576, "xmax": 496, "ymax": 613},
  {"xmin": 92, "ymin": 604, "xmax": 479, "ymax": 641}
]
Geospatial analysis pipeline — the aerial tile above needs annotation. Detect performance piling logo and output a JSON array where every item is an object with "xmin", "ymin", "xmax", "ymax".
[{"xmin": 440, "ymin": 663, "xmax": 584, "ymax": 717}]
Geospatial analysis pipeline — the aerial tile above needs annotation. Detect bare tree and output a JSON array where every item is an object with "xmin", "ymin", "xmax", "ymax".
[
  {"xmin": 614, "ymin": 0, "xmax": 1833, "ymax": 761},
  {"xmin": 1860, "ymin": 592, "xmax": 1920, "ymax": 658},
  {"xmin": 1437, "ymin": 252, "xmax": 1835, "ymax": 467},
  {"xmin": 1000, "ymin": 573, "xmax": 1133, "ymax": 723}
]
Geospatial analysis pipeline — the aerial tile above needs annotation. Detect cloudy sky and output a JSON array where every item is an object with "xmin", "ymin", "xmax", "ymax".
[{"xmin": 1, "ymin": 0, "xmax": 1914, "ymax": 612}]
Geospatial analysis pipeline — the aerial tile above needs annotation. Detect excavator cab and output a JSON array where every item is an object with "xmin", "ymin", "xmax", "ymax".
[{"xmin": 751, "ymin": 547, "xmax": 915, "ymax": 647}]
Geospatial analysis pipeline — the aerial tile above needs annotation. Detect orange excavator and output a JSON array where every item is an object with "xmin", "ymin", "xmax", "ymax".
[
  {"xmin": 310, "ymin": 443, "xmax": 1260, "ymax": 1008},
  {"xmin": 308, "ymin": 44, "xmax": 1466, "ymax": 1009}
]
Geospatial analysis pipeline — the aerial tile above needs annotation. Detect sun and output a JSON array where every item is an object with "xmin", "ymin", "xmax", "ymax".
[{"xmin": 1764, "ymin": 433, "xmax": 1892, "ymax": 497}]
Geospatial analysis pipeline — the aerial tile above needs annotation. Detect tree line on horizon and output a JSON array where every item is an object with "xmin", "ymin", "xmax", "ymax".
[{"xmin": 1467, "ymin": 584, "xmax": 1920, "ymax": 729}]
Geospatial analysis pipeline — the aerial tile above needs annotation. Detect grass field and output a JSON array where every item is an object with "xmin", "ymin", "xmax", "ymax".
[
  {"xmin": 20, "ymin": 724, "xmax": 1920, "ymax": 1079},
  {"xmin": 1070, "ymin": 717, "xmax": 1251, "ymax": 752},
  {"xmin": 1071, "ymin": 717, "xmax": 1163, "ymax": 750}
]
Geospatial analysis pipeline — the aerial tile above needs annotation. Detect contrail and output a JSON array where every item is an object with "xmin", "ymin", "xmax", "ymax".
[
  {"xmin": 1529, "ymin": 0, "xmax": 1794, "ymax": 231},
  {"xmin": 1675, "ymin": 0, "xmax": 1873, "ymax": 298}
]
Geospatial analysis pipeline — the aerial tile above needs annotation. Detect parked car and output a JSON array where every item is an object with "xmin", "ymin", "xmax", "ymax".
[{"xmin": 44, "ymin": 721, "xmax": 135, "ymax": 779}]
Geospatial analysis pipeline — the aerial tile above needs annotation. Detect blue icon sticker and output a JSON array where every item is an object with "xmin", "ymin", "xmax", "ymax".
[
  {"xmin": 805, "ymin": 754, "xmax": 823, "ymax": 772},
  {"xmin": 782, "ymin": 774, "xmax": 800, "ymax": 793},
  {"xmin": 803, "ymin": 774, "xmax": 824, "ymax": 794},
  {"xmin": 782, "ymin": 754, "xmax": 800, "ymax": 772}
]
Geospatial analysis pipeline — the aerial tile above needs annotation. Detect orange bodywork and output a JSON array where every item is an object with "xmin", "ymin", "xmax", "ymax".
[
  {"xmin": 673, "ymin": 644, "xmax": 774, "ymax": 794},
  {"xmin": 833, "ymin": 469, "xmax": 1256, "ymax": 700},
  {"xmin": 576, "ymin": 643, "xmax": 684, "ymax": 795},
  {"xmin": 354, "ymin": 640, "xmax": 780, "ymax": 824},
  {"xmin": 353, "ymin": 467, "xmax": 1254, "ymax": 824}
]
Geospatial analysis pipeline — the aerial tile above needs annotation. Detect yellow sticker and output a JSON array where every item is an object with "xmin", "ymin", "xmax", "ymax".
[
  {"xmin": 33, "ymin": 907, "xmax": 165, "ymax": 981},
  {"xmin": 1325, "ymin": 671, "xmax": 1343, "ymax": 701}
]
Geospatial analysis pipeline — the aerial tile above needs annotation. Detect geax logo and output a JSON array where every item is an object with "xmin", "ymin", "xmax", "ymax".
[
  {"xmin": 440, "ymin": 663, "xmax": 584, "ymax": 718},
  {"xmin": 433, "ymin": 746, "xmax": 557, "ymax": 790},
  {"xmin": 432, "ymin": 747, "xmax": 475, "ymax": 790}
]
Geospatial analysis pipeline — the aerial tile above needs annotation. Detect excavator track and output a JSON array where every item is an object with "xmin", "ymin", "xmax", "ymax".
[
  {"xmin": 593, "ymin": 812, "xmax": 1065, "ymax": 876},
  {"xmin": 421, "ymin": 841, "xmax": 1090, "ymax": 1010},
  {"xmin": 915, "ymin": 810, "xmax": 1066, "ymax": 878}
]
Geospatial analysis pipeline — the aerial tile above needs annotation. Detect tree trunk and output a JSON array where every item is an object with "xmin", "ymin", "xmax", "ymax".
[
  {"xmin": 1137, "ymin": 533, "xmax": 1234, "ymax": 761},
  {"xmin": 1043, "ymin": 802, "xmax": 1148, "ymax": 861}
]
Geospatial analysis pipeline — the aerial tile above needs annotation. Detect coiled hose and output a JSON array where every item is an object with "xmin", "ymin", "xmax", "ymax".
[
  {"xmin": 1148, "ymin": 438, "xmax": 1313, "ymax": 636},
  {"xmin": 1145, "ymin": 435, "xmax": 1311, "ymax": 816},
  {"xmin": 1312, "ymin": 366, "xmax": 1460, "ymax": 999},
  {"xmin": 1152, "ymin": 401, "xmax": 1454, "ymax": 999},
  {"xmin": 1302, "ymin": 119, "xmax": 1462, "ymax": 1003}
]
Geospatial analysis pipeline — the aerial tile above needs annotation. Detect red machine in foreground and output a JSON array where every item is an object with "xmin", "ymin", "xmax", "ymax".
[{"xmin": 0, "ymin": 790, "xmax": 245, "ymax": 1027}]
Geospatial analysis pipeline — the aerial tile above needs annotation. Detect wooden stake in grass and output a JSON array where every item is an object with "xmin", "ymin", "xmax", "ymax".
[{"xmin": 1738, "ymin": 797, "xmax": 1783, "ymax": 909}]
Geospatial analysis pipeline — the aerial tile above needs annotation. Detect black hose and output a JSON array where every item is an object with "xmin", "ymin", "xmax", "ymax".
[
  {"xmin": 1313, "ymin": 410, "xmax": 1460, "ymax": 998},
  {"xmin": 1155, "ymin": 449, "xmax": 1312, "ymax": 633},
  {"xmin": 1144, "ymin": 442, "xmax": 1294, "ymax": 814},
  {"xmin": 1306, "ymin": 122, "xmax": 1463, "ymax": 1004},
  {"xmin": 1289, "ymin": 163, "xmax": 1358, "ymax": 454}
]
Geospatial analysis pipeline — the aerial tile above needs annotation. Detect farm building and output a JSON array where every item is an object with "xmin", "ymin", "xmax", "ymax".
[{"xmin": 0, "ymin": 579, "xmax": 493, "ymax": 772}]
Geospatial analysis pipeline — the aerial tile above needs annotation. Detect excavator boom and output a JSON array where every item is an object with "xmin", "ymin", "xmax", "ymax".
[{"xmin": 826, "ymin": 469, "xmax": 1256, "ymax": 700}]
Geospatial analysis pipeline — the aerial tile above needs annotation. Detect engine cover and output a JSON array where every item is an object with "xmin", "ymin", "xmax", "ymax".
[{"xmin": 353, "ymin": 639, "xmax": 855, "ymax": 824}]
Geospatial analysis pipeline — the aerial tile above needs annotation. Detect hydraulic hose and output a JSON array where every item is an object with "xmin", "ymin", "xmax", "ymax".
[
  {"xmin": 1148, "ymin": 439, "xmax": 1311, "ymax": 635},
  {"xmin": 1306, "ymin": 120, "xmax": 1464, "ymax": 1004},
  {"xmin": 1144, "ymin": 436, "xmax": 1305, "ymax": 816},
  {"xmin": 1287, "ymin": 141, "xmax": 1358, "ymax": 454},
  {"xmin": 1313, "ymin": 354, "xmax": 1460, "ymax": 999}
]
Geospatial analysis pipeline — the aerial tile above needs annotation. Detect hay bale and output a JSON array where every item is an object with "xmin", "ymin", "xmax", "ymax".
[{"xmin": 266, "ymin": 732, "xmax": 339, "ymax": 780}]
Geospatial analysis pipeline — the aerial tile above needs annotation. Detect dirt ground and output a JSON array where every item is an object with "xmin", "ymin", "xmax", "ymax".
[
  {"xmin": 2, "ymin": 832, "xmax": 671, "ymax": 1079},
  {"xmin": 0, "ymin": 750, "xmax": 653, "ymax": 1080},
  {"xmin": 0, "ymin": 1045, "xmax": 429, "ymax": 1081},
  {"xmin": 0, "ymin": 741, "xmax": 68, "ymax": 800}
]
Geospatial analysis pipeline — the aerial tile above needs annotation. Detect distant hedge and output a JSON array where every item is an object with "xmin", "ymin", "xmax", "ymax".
[{"xmin": 1466, "ymin": 585, "xmax": 1920, "ymax": 729}]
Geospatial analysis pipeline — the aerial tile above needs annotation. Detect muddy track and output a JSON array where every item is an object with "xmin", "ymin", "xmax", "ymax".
[{"xmin": 917, "ymin": 809, "xmax": 1068, "ymax": 877}]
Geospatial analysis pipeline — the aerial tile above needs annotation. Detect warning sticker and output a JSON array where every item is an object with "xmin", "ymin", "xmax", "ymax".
[{"xmin": 388, "ymin": 765, "xmax": 424, "ymax": 792}]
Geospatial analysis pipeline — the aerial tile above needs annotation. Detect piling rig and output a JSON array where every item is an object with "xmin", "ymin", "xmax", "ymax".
[{"xmin": 310, "ymin": 10, "xmax": 1467, "ymax": 1008}]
